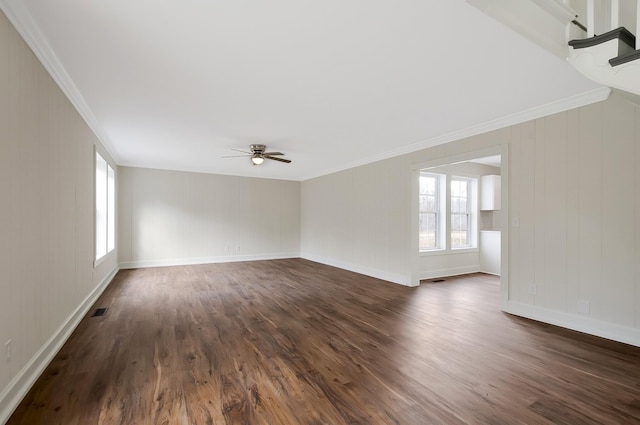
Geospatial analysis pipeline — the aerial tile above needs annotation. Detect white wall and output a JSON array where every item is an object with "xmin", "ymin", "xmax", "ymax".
[
  {"xmin": 507, "ymin": 91, "xmax": 640, "ymax": 345},
  {"xmin": 302, "ymin": 90, "xmax": 640, "ymax": 346},
  {"xmin": 301, "ymin": 157, "xmax": 411, "ymax": 285},
  {"xmin": 0, "ymin": 10, "xmax": 118, "ymax": 422},
  {"xmin": 118, "ymin": 167, "xmax": 300, "ymax": 268}
]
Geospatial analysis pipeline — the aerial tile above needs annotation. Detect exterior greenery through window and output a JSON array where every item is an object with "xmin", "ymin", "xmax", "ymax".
[{"xmin": 96, "ymin": 151, "xmax": 115, "ymax": 262}]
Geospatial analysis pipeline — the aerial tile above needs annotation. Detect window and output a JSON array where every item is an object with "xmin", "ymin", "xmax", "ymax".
[
  {"xmin": 418, "ymin": 171, "xmax": 477, "ymax": 253},
  {"xmin": 451, "ymin": 178, "xmax": 471, "ymax": 248},
  {"xmin": 96, "ymin": 151, "xmax": 115, "ymax": 262},
  {"xmin": 419, "ymin": 174, "xmax": 439, "ymax": 250}
]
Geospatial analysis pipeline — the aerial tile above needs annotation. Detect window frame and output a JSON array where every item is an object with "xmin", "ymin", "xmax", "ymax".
[
  {"xmin": 95, "ymin": 150, "xmax": 115, "ymax": 265},
  {"xmin": 418, "ymin": 172, "xmax": 444, "ymax": 252},
  {"xmin": 450, "ymin": 177, "xmax": 472, "ymax": 249},
  {"xmin": 418, "ymin": 171, "xmax": 478, "ymax": 255}
]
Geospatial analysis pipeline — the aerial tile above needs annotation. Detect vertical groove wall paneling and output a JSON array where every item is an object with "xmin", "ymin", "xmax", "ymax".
[
  {"xmin": 636, "ymin": 105, "xmax": 640, "ymax": 330},
  {"xmin": 388, "ymin": 156, "xmax": 410, "ymax": 276},
  {"xmin": 0, "ymin": 10, "xmax": 118, "ymax": 410},
  {"xmin": 578, "ymin": 101, "xmax": 603, "ymax": 320},
  {"xmin": 601, "ymin": 95, "xmax": 636, "ymax": 326},
  {"xmin": 118, "ymin": 167, "xmax": 300, "ymax": 267},
  {"xmin": 117, "ymin": 167, "xmax": 133, "ymax": 263},
  {"xmin": 533, "ymin": 117, "xmax": 547, "ymax": 306},
  {"xmin": 509, "ymin": 125, "xmax": 521, "ymax": 302},
  {"xmin": 518, "ymin": 120, "xmax": 536, "ymax": 304},
  {"xmin": 566, "ymin": 108, "xmax": 581, "ymax": 314},
  {"xmin": 543, "ymin": 111, "xmax": 568, "ymax": 312},
  {"xmin": 0, "ymin": 10, "xmax": 12, "ymax": 387}
]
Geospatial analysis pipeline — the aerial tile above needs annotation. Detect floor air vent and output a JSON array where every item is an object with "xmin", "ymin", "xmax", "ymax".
[{"xmin": 91, "ymin": 308, "xmax": 109, "ymax": 317}]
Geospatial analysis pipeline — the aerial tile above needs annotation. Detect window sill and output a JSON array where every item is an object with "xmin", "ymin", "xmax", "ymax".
[
  {"xmin": 94, "ymin": 249, "xmax": 115, "ymax": 268},
  {"xmin": 419, "ymin": 248, "xmax": 446, "ymax": 256},
  {"xmin": 419, "ymin": 247, "xmax": 478, "ymax": 257}
]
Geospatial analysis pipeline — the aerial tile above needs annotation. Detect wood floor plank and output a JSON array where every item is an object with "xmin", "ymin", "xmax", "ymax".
[{"xmin": 7, "ymin": 259, "xmax": 640, "ymax": 424}]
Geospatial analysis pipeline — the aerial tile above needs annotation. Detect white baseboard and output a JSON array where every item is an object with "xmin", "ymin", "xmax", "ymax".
[
  {"xmin": 419, "ymin": 265, "xmax": 481, "ymax": 281},
  {"xmin": 506, "ymin": 301, "xmax": 640, "ymax": 348},
  {"xmin": 300, "ymin": 253, "xmax": 413, "ymax": 287},
  {"xmin": 119, "ymin": 252, "xmax": 300, "ymax": 269},
  {"xmin": 0, "ymin": 266, "xmax": 119, "ymax": 425}
]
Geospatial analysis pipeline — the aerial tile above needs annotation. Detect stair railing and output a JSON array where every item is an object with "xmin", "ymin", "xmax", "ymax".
[{"xmin": 577, "ymin": 0, "xmax": 640, "ymax": 47}]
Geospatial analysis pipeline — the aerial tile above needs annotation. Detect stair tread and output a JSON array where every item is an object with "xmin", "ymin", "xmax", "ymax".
[
  {"xmin": 609, "ymin": 49, "xmax": 640, "ymax": 66},
  {"xmin": 569, "ymin": 26, "xmax": 635, "ymax": 49}
]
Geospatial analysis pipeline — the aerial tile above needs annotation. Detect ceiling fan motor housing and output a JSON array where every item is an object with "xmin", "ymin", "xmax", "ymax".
[
  {"xmin": 222, "ymin": 144, "xmax": 290, "ymax": 164},
  {"xmin": 250, "ymin": 144, "xmax": 266, "ymax": 154}
]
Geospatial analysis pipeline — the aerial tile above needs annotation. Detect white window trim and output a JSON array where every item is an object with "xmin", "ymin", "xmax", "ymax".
[
  {"xmin": 95, "ymin": 149, "xmax": 115, "ymax": 266},
  {"xmin": 419, "ymin": 172, "xmax": 446, "ymax": 252},
  {"xmin": 418, "ymin": 171, "xmax": 478, "ymax": 255},
  {"xmin": 451, "ymin": 176, "xmax": 474, "ymax": 250},
  {"xmin": 420, "ymin": 247, "xmax": 478, "ymax": 257}
]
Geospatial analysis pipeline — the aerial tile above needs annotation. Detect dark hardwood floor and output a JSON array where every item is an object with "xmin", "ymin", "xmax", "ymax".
[{"xmin": 7, "ymin": 259, "xmax": 640, "ymax": 424}]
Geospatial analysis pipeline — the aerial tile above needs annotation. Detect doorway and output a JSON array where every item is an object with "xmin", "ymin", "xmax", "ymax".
[{"xmin": 410, "ymin": 145, "xmax": 508, "ymax": 310}]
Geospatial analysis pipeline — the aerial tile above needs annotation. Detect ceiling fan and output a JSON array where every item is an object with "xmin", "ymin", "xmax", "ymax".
[{"xmin": 223, "ymin": 144, "xmax": 291, "ymax": 165}]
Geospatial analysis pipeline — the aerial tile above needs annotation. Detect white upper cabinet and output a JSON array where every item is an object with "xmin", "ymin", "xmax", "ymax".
[{"xmin": 480, "ymin": 175, "xmax": 501, "ymax": 211}]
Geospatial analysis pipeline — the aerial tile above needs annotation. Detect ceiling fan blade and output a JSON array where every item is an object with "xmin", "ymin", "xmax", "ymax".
[
  {"xmin": 230, "ymin": 148, "xmax": 252, "ymax": 154},
  {"xmin": 222, "ymin": 154, "xmax": 251, "ymax": 158},
  {"xmin": 265, "ymin": 155, "xmax": 291, "ymax": 163},
  {"xmin": 263, "ymin": 151, "xmax": 284, "ymax": 156}
]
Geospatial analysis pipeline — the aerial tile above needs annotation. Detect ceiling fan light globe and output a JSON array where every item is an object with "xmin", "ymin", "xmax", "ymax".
[{"xmin": 251, "ymin": 155, "xmax": 264, "ymax": 165}]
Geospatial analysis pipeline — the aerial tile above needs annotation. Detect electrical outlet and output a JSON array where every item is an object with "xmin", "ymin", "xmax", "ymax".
[
  {"xmin": 528, "ymin": 284, "xmax": 537, "ymax": 296},
  {"xmin": 5, "ymin": 339, "xmax": 11, "ymax": 362}
]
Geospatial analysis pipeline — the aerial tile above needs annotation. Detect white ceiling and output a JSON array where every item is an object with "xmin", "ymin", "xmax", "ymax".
[{"xmin": 4, "ymin": 0, "xmax": 602, "ymax": 181}]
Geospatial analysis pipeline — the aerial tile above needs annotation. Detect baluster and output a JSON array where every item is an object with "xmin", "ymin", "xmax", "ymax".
[
  {"xmin": 637, "ymin": 0, "xmax": 640, "ymax": 48},
  {"xmin": 587, "ymin": 0, "xmax": 595, "ymax": 37},
  {"xmin": 611, "ymin": 0, "xmax": 619, "ymax": 29}
]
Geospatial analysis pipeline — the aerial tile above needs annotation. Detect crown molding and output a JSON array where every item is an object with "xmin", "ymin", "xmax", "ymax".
[
  {"xmin": 0, "ymin": 0, "xmax": 120, "ymax": 163},
  {"xmin": 301, "ymin": 86, "xmax": 611, "ymax": 181}
]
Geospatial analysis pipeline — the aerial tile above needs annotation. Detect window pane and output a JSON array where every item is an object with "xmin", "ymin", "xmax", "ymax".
[
  {"xmin": 451, "ymin": 180, "xmax": 460, "ymax": 197},
  {"xmin": 419, "ymin": 213, "xmax": 437, "ymax": 233},
  {"xmin": 459, "ymin": 181, "xmax": 467, "ymax": 197},
  {"xmin": 425, "ymin": 177, "xmax": 435, "ymax": 195},
  {"xmin": 107, "ymin": 165, "xmax": 115, "ymax": 252},
  {"xmin": 451, "ymin": 178, "xmax": 471, "ymax": 248},
  {"xmin": 461, "ymin": 197, "xmax": 469, "ymax": 213},
  {"xmin": 419, "ymin": 173, "xmax": 443, "ymax": 251},
  {"xmin": 450, "ymin": 198, "xmax": 460, "ymax": 213},
  {"xmin": 419, "ymin": 175, "xmax": 436, "ymax": 195},
  {"xmin": 419, "ymin": 212, "xmax": 438, "ymax": 250},
  {"xmin": 426, "ymin": 195, "xmax": 436, "ymax": 211},
  {"xmin": 452, "ymin": 230, "xmax": 467, "ymax": 247},
  {"xmin": 420, "ymin": 195, "xmax": 437, "ymax": 213},
  {"xmin": 419, "ymin": 176, "xmax": 426, "ymax": 194},
  {"xmin": 95, "ymin": 153, "xmax": 107, "ymax": 260}
]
